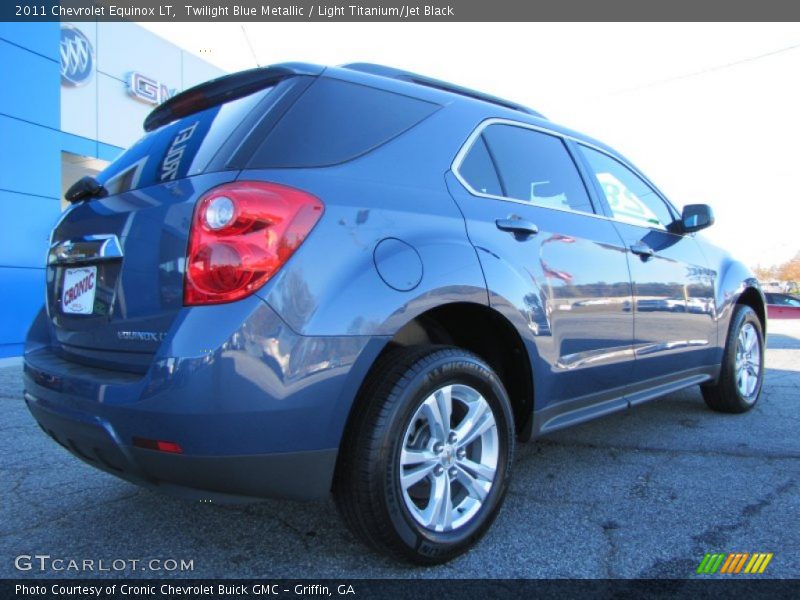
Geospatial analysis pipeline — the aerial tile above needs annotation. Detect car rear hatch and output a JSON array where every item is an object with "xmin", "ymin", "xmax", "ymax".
[{"xmin": 46, "ymin": 65, "xmax": 321, "ymax": 373}]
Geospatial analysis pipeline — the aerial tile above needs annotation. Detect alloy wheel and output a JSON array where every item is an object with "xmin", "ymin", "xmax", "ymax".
[
  {"xmin": 735, "ymin": 322, "xmax": 761, "ymax": 400},
  {"xmin": 399, "ymin": 384, "xmax": 499, "ymax": 532}
]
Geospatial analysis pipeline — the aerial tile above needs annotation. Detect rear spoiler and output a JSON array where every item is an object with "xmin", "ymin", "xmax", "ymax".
[{"xmin": 144, "ymin": 62, "xmax": 325, "ymax": 132}]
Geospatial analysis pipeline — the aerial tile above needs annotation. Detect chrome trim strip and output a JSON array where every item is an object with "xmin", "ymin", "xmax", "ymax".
[{"xmin": 48, "ymin": 234, "xmax": 124, "ymax": 265}]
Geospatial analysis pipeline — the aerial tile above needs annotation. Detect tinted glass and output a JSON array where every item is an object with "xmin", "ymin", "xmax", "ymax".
[
  {"xmin": 477, "ymin": 124, "xmax": 594, "ymax": 214},
  {"xmin": 769, "ymin": 293, "xmax": 800, "ymax": 306},
  {"xmin": 459, "ymin": 135, "xmax": 502, "ymax": 196},
  {"xmin": 248, "ymin": 78, "xmax": 440, "ymax": 168},
  {"xmin": 99, "ymin": 87, "xmax": 274, "ymax": 194},
  {"xmin": 580, "ymin": 146, "xmax": 675, "ymax": 230}
]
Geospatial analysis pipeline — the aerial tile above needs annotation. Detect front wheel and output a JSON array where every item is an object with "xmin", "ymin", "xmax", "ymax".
[
  {"xmin": 701, "ymin": 304, "xmax": 765, "ymax": 413},
  {"xmin": 334, "ymin": 345, "xmax": 515, "ymax": 564}
]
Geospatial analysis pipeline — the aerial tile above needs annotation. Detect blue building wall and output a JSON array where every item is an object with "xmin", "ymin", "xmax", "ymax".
[
  {"xmin": 0, "ymin": 24, "xmax": 221, "ymax": 358},
  {"xmin": 0, "ymin": 25, "xmax": 61, "ymax": 358},
  {"xmin": 0, "ymin": 25, "xmax": 126, "ymax": 358}
]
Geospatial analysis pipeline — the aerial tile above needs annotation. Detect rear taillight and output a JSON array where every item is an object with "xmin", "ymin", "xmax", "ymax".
[{"xmin": 184, "ymin": 181, "xmax": 323, "ymax": 305}]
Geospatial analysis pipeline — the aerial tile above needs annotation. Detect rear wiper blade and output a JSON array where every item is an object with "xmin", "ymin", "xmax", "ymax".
[{"xmin": 65, "ymin": 176, "xmax": 107, "ymax": 203}]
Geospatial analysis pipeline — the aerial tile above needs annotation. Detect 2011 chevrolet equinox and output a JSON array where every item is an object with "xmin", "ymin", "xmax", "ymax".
[{"xmin": 24, "ymin": 63, "xmax": 766, "ymax": 564}]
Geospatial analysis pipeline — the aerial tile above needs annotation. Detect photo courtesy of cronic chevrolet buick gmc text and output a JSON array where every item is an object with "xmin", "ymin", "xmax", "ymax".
[{"xmin": 24, "ymin": 63, "xmax": 767, "ymax": 564}]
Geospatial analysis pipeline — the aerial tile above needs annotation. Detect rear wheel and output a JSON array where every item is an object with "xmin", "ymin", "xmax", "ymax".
[
  {"xmin": 702, "ymin": 304, "xmax": 764, "ymax": 413},
  {"xmin": 334, "ymin": 345, "xmax": 514, "ymax": 564}
]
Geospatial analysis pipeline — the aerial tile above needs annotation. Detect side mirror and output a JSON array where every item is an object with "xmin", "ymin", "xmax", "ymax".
[{"xmin": 681, "ymin": 204, "xmax": 714, "ymax": 233}]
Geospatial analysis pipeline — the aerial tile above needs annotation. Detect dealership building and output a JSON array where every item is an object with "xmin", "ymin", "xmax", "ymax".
[{"xmin": 0, "ymin": 22, "xmax": 224, "ymax": 359}]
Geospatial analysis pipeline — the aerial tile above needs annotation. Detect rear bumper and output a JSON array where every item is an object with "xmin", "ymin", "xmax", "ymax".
[
  {"xmin": 25, "ymin": 392, "xmax": 337, "ymax": 501},
  {"xmin": 23, "ymin": 298, "xmax": 388, "ymax": 500}
]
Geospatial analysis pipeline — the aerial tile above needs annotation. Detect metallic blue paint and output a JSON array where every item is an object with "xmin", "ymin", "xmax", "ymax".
[
  {"xmin": 23, "ymin": 63, "xmax": 764, "ymax": 500},
  {"xmin": 611, "ymin": 222, "xmax": 718, "ymax": 381}
]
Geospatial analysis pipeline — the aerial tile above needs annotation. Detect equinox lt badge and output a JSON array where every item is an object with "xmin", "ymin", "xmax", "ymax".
[{"xmin": 117, "ymin": 331, "xmax": 166, "ymax": 342}]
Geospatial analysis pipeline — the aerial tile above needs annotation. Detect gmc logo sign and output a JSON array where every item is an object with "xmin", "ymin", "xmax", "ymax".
[{"xmin": 126, "ymin": 72, "xmax": 177, "ymax": 106}]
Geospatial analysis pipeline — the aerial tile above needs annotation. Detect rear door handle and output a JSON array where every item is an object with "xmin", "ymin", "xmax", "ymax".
[
  {"xmin": 630, "ymin": 241, "xmax": 655, "ymax": 258},
  {"xmin": 495, "ymin": 218, "xmax": 539, "ymax": 237}
]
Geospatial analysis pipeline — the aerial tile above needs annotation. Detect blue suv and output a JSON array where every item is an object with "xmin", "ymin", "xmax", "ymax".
[{"xmin": 24, "ymin": 63, "xmax": 766, "ymax": 564}]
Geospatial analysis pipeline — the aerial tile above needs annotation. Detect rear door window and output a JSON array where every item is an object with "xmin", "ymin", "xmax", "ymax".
[
  {"xmin": 459, "ymin": 123, "xmax": 596, "ymax": 215},
  {"xmin": 246, "ymin": 78, "xmax": 440, "ymax": 168}
]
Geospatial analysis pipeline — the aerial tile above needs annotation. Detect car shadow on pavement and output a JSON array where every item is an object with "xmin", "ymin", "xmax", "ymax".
[{"xmin": 3, "ymin": 353, "xmax": 798, "ymax": 578}]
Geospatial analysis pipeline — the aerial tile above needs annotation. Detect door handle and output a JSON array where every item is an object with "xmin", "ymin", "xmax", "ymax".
[
  {"xmin": 630, "ymin": 241, "xmax": 655, "ymax": 258},
  {"xmin": 496, "ymin": 218, "xmax": 539, "ymax": 237}
]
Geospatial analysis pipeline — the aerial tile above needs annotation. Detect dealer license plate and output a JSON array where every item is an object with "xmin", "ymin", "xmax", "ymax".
[{"xmin": 61, "ymin": 266, "xmax": 97, "ymax": 315}]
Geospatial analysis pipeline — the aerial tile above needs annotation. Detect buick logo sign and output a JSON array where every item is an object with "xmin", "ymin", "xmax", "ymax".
[{"xmin": 60, "ymin": 25, "xmax": 94, "ymax": 87}]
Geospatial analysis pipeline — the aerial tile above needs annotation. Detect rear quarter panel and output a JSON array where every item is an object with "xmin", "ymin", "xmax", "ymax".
[{"xmin": 246, "ymin": 105, "xmax": 490, "ymax": 337}]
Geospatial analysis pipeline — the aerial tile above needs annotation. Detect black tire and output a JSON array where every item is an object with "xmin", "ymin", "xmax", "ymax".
[
  {"xmin": 334, "ymin": 345, "xmax": 515, "ymax": 565},
  {"xmin": 701, "ymin": 304, "xmax": 764, "ymax": 413}
]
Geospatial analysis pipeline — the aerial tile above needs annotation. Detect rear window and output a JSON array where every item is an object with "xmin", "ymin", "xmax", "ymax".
[
  {"xmin": 99, "ymin": 86, "xmax": 274, "ymax": 194},
  {"xmin": 246, "ymin": 78, "xmax": 440, "ymax": 168}
]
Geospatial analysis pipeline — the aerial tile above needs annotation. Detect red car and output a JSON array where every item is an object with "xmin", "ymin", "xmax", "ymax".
[{"xmin": 765, "ymin": 292, "xmax": 800, "ymax": 319}]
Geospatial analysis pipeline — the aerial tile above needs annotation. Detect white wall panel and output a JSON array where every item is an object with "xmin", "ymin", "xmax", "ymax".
[
  {"xmin": 182, "ymin": 52, "xmax": 225, "ymax": 88},
  {"xmin": 96, "ymin": 72, "xmax": 151, "ymax": 148},
  {"xmin": 97, "ymin": 22, "xmax": 181, "ymax": 85},
  {"xmin": 62, "ymin": 22, "xmax": 226, "ymax": 152}
]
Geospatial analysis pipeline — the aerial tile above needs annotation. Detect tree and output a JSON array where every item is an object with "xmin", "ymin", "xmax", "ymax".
[
  {"xmin": 752, "ymin": 264, "xmax": 777, "ymax": 281},
  {"xmin": 777, "ymin": 252, "xmax": 800, "ymax": 282}
]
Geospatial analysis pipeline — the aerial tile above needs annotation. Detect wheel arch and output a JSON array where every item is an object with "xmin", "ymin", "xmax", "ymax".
[
  {"xmin": 735, "ymin": 285, "xmax": 767, "ymax": 336},
  {"xmin": 336, "ymin": 301, "xmax": 535, "ymax": 466},
  {"xmin": 713, "ymin": 250, "xmax": 767, "ymax": 345}
]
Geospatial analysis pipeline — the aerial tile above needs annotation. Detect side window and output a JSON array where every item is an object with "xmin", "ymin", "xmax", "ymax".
[
  {"xmin": 580, "ymin": 145, "xmax": 676, "ymax": 230},
  {"xmin": 459, "ymin": 135, "xmax": 502, "ymax": 196},
  {"xmin": 247, "ymin": 78, "xmax": 440, "ymax": 168},
  {"xmin": 773, "ymin": 294, "xmax": 800, "ymax": 307},
  {"xmin": 469, "ymin": 124, "xmax": 595, "ymax": 214}
]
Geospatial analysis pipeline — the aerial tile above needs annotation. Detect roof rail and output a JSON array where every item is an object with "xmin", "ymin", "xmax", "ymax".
[{"xmin": 342, "ymin": 63, "xmax": 544, "ymax": 119}]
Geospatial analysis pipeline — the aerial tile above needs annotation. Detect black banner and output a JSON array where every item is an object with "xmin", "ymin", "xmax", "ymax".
[
  {"xmin": 5, "ymin": 0, "xmax": 800, "ymax": 22},
  {"xmin": 4, "ymin": 579, "xmax": 800, "ymax": 600}
]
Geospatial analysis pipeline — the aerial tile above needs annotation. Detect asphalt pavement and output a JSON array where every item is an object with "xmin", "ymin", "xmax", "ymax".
[{"xmin": 2, "ymin": 321, "xmax": 798, "ymax": 579}]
